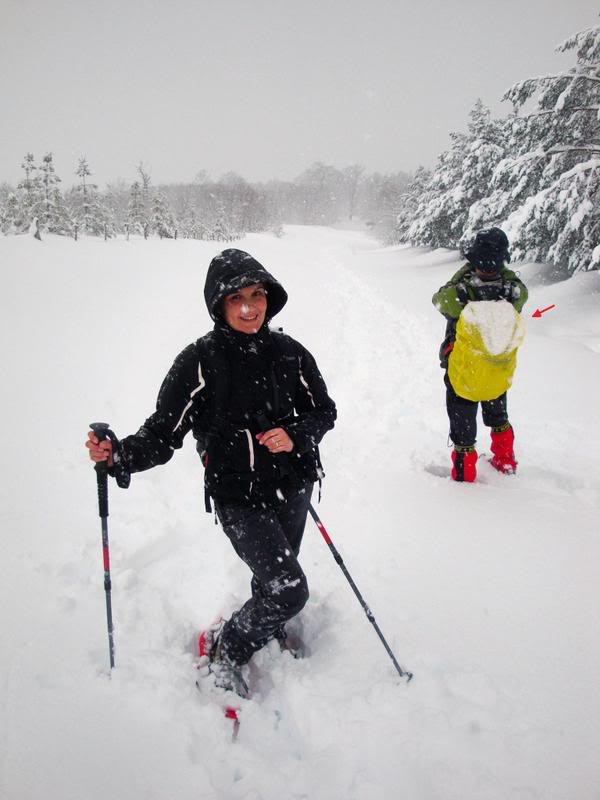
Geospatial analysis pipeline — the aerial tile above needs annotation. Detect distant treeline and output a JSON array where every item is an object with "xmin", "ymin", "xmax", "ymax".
[
  {"xmin": 3, "ymin": 24, "xmax": 597, "ymax": 277},
  {"xmin": 0, "ymin": 156, "xmax": 409, "ymax": 243}
]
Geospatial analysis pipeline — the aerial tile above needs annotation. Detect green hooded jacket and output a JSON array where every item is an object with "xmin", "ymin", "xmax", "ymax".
[
  {"xmin": 432, "ymin": 263, "xmax": 528, "ymax": 369},
  {"xmin": 433, "ymin": 263, "xmax": 528, "ymax": 319}
]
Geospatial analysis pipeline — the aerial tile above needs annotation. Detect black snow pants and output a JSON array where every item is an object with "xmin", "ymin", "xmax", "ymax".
[
  {"xmin": 214, "ymin": 484, "xmax": 313, "ymax": 665},
  {"xmin": 445, "ymin": 373, "xmax": 508, "ymax": 448}
]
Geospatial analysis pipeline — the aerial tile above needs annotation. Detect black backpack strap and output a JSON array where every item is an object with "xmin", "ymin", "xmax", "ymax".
[
  {"xmin": 196, "ymin": 335, "xmax": 231, "ymax": 513},
  {"xmin": 269, "ymin": 328, "xmax": 296, "ymax": 358},
  {"xmin": 269, "ymin": 329, "xmax": 298, "ymax": 419},
  {"xmin": 271, "ymin": 329, "xmax": 325, "ymax": 501}
]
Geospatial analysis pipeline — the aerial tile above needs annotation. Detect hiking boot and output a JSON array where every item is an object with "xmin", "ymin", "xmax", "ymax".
[
  {"xmin": 197, "ymin": 623, "xmax": 250, "ymax": 699},
  {"xmin": 451, "ymin": 446, "xmax": 477, "ymax": 482},
  {"xmin": 490, "ymin": 425, "xmax": 517, "ymax": 474}
]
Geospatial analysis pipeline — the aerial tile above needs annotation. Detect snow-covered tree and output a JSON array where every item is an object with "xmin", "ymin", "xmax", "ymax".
[
  {"xmin": 468, "ymin": 22, "xmax": 600, "ymax": 272},
  {"xmin": 70, "ymin": 157, "xmax": 112, "ymax": 237},
  {"xmin": 127, "ymin": 180, "xmax": 150, "ymax": 238},
  {"xmin": 218, "ymin": 172, "xmax": 250, "ymax": 234},
  {"xmin": 405, "ymin": 130, "xmax": 468, "ymax": 247},
  {"xmin": 104, "ymin": 180, "xmax": 129, "ymax": 233},
  {"xmin": 15, "ymin": 153, "xmax": 44, "ymax": 232},
  {"xmin": 137, "ymin": 163, "xmax": 152, "ymax": 231},
  {"xmin": 373, "ymin": 173, "xmax": 414, "ymax": 242},
  {"xmin": 209, "ymin": 199, "xmax": 239, "ymax": 241},
  {"xmin": 0, "ymin": 193, "xmax": 25, "ymax": 234},
  {"xmin": 407, "ymin": 101, "xmax": 506, "ymax": 248},
  {"xmin": 391, "ymin": 166, "xmax": 432, "ymax": 244},
  {"xmin": 38, "ymin": 153, "xmax": 70, "ymax": 234},
  {"xmin": 175, "ymin": 196, "xmax": 199, "ymax": 239},
  {"xmin": 151, "ymin": 191, "xmax": 175, "ymax": 238}
]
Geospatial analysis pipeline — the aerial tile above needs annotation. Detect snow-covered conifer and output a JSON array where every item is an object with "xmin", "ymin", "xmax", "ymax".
[
  {"xmin": 70, "ymin": 157, "xmax": 112, "ymax": 237},
  {"xmin": 15, "ymin": 153, "xmax": 44, "ymax": 232},
  {"xmin": 176, "ymin": 198, "xmax": 200, "ymax": 239},
  {"xmin": 408, "ymin": 101, "xmax": 506, "ymax": 248},
  {"xmin": 127, "ymin": 180, "xmax": 150, "ymax": 238},
  {"xmin": 407, "ymin": 127, "xmax": 469, "ymax": 248},
  {"xmin": 38, "ymin": 153, "xmax": 70, "ymax": 234},
  {"xmin": 136, "ymin": 163, "xmax": 152, "ymax": 238},
  {"xmin": 0, "ymin": 193, "xmax": 25, "ymax": 234},
  {"xmin": 470, "ymin": 22, "xmax": 600, "ymax": 272},
  {"xmin": 151, "ymin": 191, "xmax": 175, "ymax": 238},
  {"xmin": 103, "ymin": 180, "xmax": 129, "ymax": 234},
  {"xmin": 392, "ymin": 166, "xmax": 431, "ymax": 244},
  {"xmin": 210, "ymin": 199, "xmax": 238, "ymax": 241}
]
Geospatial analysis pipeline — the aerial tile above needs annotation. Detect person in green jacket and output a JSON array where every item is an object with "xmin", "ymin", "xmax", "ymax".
[{"xmin": 432, "ymin": 228, "xmax": 528, "ymax": 482}]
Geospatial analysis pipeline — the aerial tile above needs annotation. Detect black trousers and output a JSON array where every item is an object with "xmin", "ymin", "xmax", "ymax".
[
  {"xmin": 445, "ymin": 373, "xmax": 508, "ymax": 448},
  {"xmin": 214, "ymin": 484, "xmax": 313, "ymax": 665}
]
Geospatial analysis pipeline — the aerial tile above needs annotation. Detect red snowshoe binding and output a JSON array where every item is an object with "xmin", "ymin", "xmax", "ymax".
[{"xmin": 490, "ymin": 425, "xmax": 517, "ymax": 474}]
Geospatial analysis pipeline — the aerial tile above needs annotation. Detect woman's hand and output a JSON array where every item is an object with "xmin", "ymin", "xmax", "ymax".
[
  {"xmin": 256, "ymin": 427, "xmax": 294, "ymax": 454},
  {"xmin": 85, "ymin": 430, "xmax": 114, "ymax": 466}
]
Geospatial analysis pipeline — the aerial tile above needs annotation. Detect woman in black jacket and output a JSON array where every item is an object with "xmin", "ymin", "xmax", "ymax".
[{"xmin": 85, "ymin": 249, "xmax": 336, "ymax": 697}]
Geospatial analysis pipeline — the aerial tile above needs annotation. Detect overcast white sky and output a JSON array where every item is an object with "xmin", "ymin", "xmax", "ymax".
[{"xmin": 1, "ymin": 0, "xmax": 597, "ymax": 188}]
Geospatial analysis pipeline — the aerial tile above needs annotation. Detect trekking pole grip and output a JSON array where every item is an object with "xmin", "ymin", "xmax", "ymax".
[{"xmin": 90, "ymin": 422, "xmax": 110, "ymax": 518}]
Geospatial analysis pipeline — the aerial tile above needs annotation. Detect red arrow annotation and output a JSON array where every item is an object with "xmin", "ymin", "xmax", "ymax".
[{"xmin": 531, "ymin": 304, "xmax": 556, "ymax": 318}]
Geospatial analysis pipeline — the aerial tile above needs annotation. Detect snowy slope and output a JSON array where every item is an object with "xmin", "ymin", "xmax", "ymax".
[{"xmin": 1, "ymin": 227, "xmax": 599, "ymax": 800}]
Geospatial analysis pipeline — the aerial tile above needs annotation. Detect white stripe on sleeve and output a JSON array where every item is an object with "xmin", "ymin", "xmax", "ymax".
[
  {"xmin": 298, "ymin": 357, "xmax": 316, "ymax": 408},
  {"xmin": 173, "ymin": 362, "xmax": 206, "ymax": 433}
]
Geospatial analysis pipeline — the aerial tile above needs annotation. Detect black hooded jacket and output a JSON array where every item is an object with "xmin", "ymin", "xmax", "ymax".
[{"xmin": 112, "ymin": 249, "xmax": 336, "ymax": 503}]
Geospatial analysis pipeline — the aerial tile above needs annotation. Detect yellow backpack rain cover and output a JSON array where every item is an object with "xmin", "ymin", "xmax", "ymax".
[{"xmin": 448, "ymin": 300, "xmax": 526, "ymax": 402}]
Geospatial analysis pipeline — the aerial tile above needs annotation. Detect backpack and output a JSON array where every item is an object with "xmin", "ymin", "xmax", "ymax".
[{"xmin": 447, "ymin": 300, "xmax": 526, "ymax": 402}]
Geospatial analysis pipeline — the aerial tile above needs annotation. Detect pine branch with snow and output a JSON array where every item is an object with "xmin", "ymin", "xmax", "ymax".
[
  {"xmin": 492, "ymin": 21, "xmax": 600, "ymax": 272},
  {"xmin": 405, "ymin": 101, "xmax": 506, "ymax": 248}
]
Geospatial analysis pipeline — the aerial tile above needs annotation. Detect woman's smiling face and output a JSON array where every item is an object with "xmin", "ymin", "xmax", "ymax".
[{"xmin": 222, "ymin": 283, "xmax": 268, "ymax": 334}]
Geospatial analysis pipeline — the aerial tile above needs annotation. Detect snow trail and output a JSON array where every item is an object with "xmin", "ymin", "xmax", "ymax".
[{"xmin": 1, "ymin": 227, "xmax": 599, "ymax": 800}]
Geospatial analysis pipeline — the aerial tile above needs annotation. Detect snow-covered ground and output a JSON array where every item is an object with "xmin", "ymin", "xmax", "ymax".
[{"xmin": 1, "ymin": 226, "xmax": 599, "ymax": 800}]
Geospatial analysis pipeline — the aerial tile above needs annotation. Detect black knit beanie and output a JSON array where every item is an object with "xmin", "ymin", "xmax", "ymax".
[{"xmin": 466, "ymin": 228, "xmax": 510, "ymax": 274}]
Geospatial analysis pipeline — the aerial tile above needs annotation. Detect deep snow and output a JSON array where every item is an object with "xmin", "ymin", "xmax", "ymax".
[{"xmin": 1, "ymin": 226, "xmax": 599, "ymax": 800}]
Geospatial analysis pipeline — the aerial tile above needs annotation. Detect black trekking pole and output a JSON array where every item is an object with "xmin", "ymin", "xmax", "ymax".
[
  {"xmin": 308, "ymin": 504, "xmax": 413, "ymax": 683},
  {"xmin": 89, "ymin": 422, "xmax": 116, "ymax": 670}
]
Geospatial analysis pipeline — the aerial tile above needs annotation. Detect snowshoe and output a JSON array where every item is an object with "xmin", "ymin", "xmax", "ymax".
[{"xmin": 197, "ymin": 622, "xmax": 250, "ymax": 700}]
